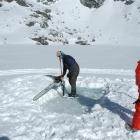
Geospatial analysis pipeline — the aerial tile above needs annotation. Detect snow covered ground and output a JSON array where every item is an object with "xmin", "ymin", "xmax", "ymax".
[
  {"xmin": 0, "ymin": 68, "xmax": 139, "ymax": 140},
  {"xmin": 0, "ymin": 45, "xmax": 140, "ymax": 140}
]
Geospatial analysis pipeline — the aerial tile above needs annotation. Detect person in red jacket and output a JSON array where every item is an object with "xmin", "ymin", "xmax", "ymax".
[
  {"xmin": 132, "ymin": 60, "xmax": 140, "ymax": 130},
  {"xmin": 134, "ymin": 60, "xmax": 140, "ymax": 103}
]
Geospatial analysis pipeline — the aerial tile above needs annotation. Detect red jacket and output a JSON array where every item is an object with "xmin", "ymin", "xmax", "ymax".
[{"xmin": 135, "ymin": 61, "xmax": 140, "ymax": 85}]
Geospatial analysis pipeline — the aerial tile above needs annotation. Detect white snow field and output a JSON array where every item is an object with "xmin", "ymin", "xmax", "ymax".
[
  {"xmin": 0, "ymin": 68, "xmax": 139, "ymax": 140},
  {"xmin": 0, "ymin": 45, "xmax": 140, "ymax": 140}
]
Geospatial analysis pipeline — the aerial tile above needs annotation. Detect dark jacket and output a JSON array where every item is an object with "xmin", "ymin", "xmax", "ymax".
[{"xmin": 61, "ymin": 54, "xmax": 78, "ymax": 77}]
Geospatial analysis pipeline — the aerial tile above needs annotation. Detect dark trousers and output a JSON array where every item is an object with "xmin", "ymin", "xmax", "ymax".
[{"xmin": 68, "ymin": 63, "xmax": 80, "ymax": 95}]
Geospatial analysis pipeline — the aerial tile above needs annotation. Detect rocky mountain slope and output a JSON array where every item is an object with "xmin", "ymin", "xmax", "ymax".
[{"xmin": 0, "ymin": 0, "xmax": 140, "ymax": 45}]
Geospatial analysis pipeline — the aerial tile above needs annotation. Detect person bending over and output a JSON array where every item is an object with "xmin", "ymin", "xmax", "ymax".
[{"xmin": 56, "ymin": 51, "xmax": 80, "ymax": 97}]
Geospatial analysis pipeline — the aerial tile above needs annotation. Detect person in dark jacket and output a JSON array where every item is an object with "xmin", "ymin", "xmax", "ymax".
[{"xmin": 56, "ymin": 51, "xmax": 80, "ymax": 97}]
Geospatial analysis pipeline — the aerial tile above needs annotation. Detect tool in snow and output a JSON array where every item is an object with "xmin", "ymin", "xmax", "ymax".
[{"xmin": 33, "ymin": 75, "xmax": 65, "ymax": 101}]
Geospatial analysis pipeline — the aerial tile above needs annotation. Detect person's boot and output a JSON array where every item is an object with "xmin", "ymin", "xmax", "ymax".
[
  {"xmin": 68, "ymin": 94, "xmax": 75, "ymax": 97},
  {"xmin": 68, "ymin": 93, "xmax": 78, "ymax": 98}
]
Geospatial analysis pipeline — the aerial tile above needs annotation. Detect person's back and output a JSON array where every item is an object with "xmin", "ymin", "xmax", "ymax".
[{"xmin": 62, "ymin": 54, "xmax": 76, "ymax": 68}]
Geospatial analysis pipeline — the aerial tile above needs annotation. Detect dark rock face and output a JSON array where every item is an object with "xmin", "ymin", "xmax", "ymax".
[
  {"xmin": 3, "ymin": 0, "xmax": 29, "ymax": 7},
  {"xmin": 80, "ymin": 0, "xmax": 134, "ymax": 8},
  {"xmin": 31, "ymin": 35, "xmax": 69, "ymax": 45},
  {"xmin": 35, "ymin": 10, "xmax": 51, "ymax": 20},
  {"xmin": 28, "ymin": 9, "xmax": 51, "ymax": 29},
  {"xmin": 4, "ymin": 0, "xmax": 13, "ymax": 2},
  {"xmin": 32, "ymin": 37, "xmax": 49, "ymax": 45},
  {"xmin": 37, "ymin": 0, "xmax": 57, "ymax": 5},
  {"xmin": 80, "ymin": 0, "xmax": 105, "ymax": 8},
  {"xmin": 75, "ymin": 40, "xmax": 90, "ymax": 45},
  {"xmin": 26, "ymin": 21, "xmax": 36, "ymax": 27},
  {"xmin": 114, "ymin": 0, "xmax": 134, "ymax": 5},
  {"xmin": 15, "ymin": 0, "xmax": 29, "ymax": 7}
]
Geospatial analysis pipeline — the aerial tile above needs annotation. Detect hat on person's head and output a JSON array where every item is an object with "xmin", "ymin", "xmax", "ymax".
[
  {"xmin": 56, "ymin": 50, "xmax": 61, "ymax": 57},
  {"xmin": 56, "ymin": 50, "xmax": 65, "ymax": 57}
]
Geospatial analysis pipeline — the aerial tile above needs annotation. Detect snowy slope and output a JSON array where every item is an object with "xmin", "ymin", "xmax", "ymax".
[
  {"xmin": 0, "ymin": 0, "xmax": 140, "ymax": 45},
  {"xmin": 49, "ymin": 0, "xmax": 140, "ymax": 45}
]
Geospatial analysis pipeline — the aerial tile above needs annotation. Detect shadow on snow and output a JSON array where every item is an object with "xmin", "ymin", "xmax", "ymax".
[
  {"xmin": 43, "ymin": 86, "xmax": 133, "ymax": 124},
  {"xmin": 77, "ymin": 87, "xmax": 133, "ymax": 125},
  {"xmin": 0, "ymin": 136, "xmax": 10, "ymax": 140}
]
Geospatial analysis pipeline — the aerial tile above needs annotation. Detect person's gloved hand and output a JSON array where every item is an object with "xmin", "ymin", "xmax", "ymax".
[
  {"xmin": 55, "ymin": 75, "xmax": 63, "ymax": 81},
  {"xmin": 67, "ymin": 73, "xmax": 70, "ymax": 78}
]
